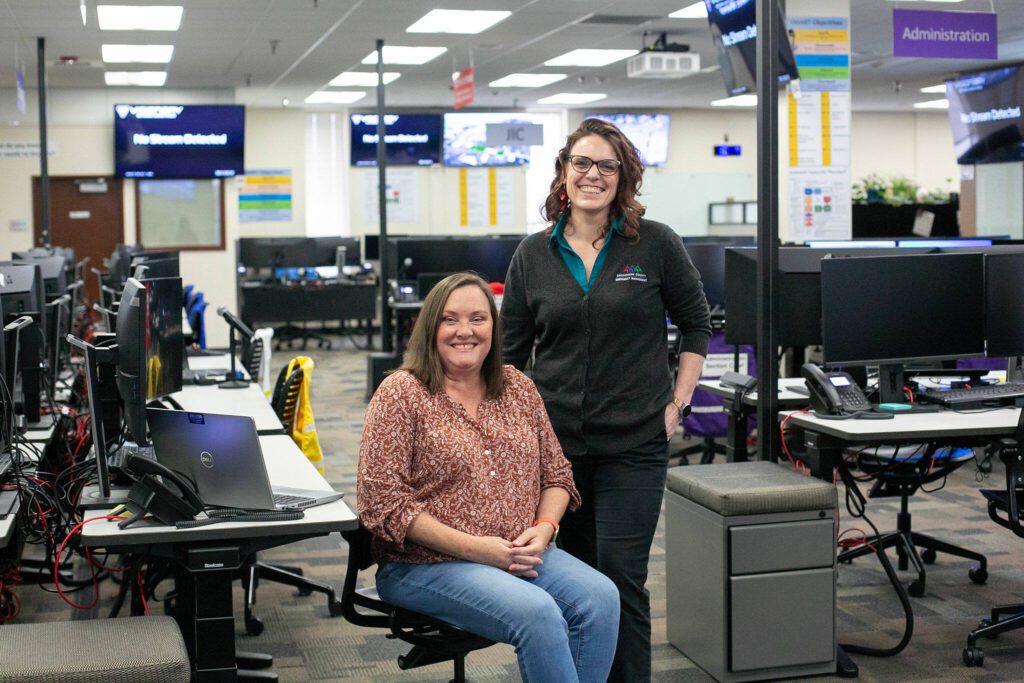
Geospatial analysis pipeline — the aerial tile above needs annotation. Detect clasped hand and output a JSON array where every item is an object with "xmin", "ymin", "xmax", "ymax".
[{"xmin": 470, "ymin": 525, "xmax": 553, "ymax": 578}]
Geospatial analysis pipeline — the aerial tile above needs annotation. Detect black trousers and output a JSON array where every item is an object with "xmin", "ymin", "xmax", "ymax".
[{"xmin": 559, "ymin": 433, "xmax": 669, "ymax": 683}]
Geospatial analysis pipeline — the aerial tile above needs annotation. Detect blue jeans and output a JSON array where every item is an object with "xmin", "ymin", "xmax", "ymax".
[{"xmin": 376, "ymin": 547, "xmax": 620, "ymax": 683}]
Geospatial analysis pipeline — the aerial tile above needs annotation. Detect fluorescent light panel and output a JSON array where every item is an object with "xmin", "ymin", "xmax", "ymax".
[
  {"xmin": 544, "ymin": 49, "xmax": 638, "ymax": 67},
  {"xmin": 101, "ymin": 44, "xmax": 174, "ymax": 63},
  {"xmin": 886, "ymin": 0, "xmax": 964, "ymax": 2},
  {"xmin": 329, "ymin": 71, "xmax": 401, "ymax": 87},
  {"xmin": 104, "ymin": 71, "xmax": 167, "ymax": 86},
  {"xmin": 489, "ymin": 73, "xmax": 567, "ymax": 88},
  {"xmin": 669, "ymin": 2, "xmax": 708, "ymax": 19},
  {"xmin": 97, "ymin": 5, "xmax": 183, "ymax": 31},
  {"xmin": 362, "ymin": 46, "xmax": 447, "ymax": 65},
  {"xmin": 920, "ymin": 84, "xmax": 947, "ymax": 93},
  {"xmin": 406, "ymin": 9, "xmax": 511, "ymax": 34},
  {"xmin": 914, "ymin": 99, "xmax": 949, "ymax": 109},
  {"xmin": 537, "ymin": 92, "xmax": 607, "ymax": 105},
  {"xmin": 711, "ymin": 94, "xmax": 758, "ymax": 107},
  {"xmin": 305, "ymin": 91, "xmax": 367, "ymax": 104}
]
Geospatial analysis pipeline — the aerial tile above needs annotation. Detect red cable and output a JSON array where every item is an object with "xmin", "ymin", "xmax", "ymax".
[
  {"xmin": 780, "ymin": 410, "xmax": 811, "ymax": 475},
  {"xmin": 54, "ymin": 515, "xmax": 122, "ymax": 610},
  {"xmin": 136, "ymin": 565, "xmax": 150, "ymax": 616}
]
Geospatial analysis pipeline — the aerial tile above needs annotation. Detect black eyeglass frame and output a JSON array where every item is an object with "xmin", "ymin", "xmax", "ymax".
[{"xmin": 565, "ymin": 155, "xmax": 622, "ymax": 176}]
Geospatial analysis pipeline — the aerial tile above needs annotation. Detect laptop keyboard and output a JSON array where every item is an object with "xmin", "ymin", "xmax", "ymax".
[{"xmin": 274, "ymin": 493, "xmax": 317, "ymax": 508}]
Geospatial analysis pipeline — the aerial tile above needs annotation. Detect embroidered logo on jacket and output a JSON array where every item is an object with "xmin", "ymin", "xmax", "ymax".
[{"xmin": 615, "ymin": 264, "xmax": 648, "ymax": 283}]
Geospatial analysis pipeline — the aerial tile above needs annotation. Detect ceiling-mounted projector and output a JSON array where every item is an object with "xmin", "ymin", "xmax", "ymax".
[{"xmin": 627, "ymin": 51, "xmax": 701, "ymax": 79}]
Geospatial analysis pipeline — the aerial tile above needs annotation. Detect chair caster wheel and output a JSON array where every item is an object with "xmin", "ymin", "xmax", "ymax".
[
  {"xmin": 297, "ymin": 586, "xmax": 314, "ymax": 596},
  {"xmin": 328, "ymin": 600, "xmax": 344, "ymax": 617},
  {"xmin": 963, "ymin": 646, "xmax": 984, "ymax": 667},
  {"xmin": 908, "ymin": 580, "xmax": 925, "ymax": 597},
  {"xmin": 921, "ymin": 548, "xmax": 937, "ymax": 564},
  {"xmin": 969, "ymin": 566, "xmax": 988, "ymax": 584},
  {"xmin": 245, "ymin": 616, "xmax": 264, "ymax": 636}
]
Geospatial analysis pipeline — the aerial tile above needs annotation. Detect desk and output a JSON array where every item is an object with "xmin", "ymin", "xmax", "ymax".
[
  {"xmin": 168, "ymin": 383, "xmax": 282, "ymax": 435},
  {"xmin": 698, "ymin": 377, "xmax": 810, "ymax": 461},
  {"xmin": 81, "ymin": 434, "xmax": 357, "ymax": 682},
  {"xmin": 187, "ymin": 353, "xmax": 251, "ymax": 381},
  {"xmin": 239, "ymin": 281, "xmax": 376, "ymax": 347}
]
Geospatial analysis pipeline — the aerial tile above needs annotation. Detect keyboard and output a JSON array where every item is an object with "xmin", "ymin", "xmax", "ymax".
[
  {"xmin": 273, "ymin": 492, "xmax": 317, "ymax": 509},
  {"xmin": 918, "ymin": 382, "xmax": 1024, "ymax": 407}
]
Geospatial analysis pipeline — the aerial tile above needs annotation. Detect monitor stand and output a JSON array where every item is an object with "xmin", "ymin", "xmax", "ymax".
[
  {"xmin": 878, "ymin": 363, "xmax": 943, "ymax": 413},
  {"xmin": 1008, "ymin": 357, "xmax": 1024, "ymax": 383}
]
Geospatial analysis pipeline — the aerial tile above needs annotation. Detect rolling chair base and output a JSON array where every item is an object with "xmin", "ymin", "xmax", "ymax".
[{"xmin": 243, "ymin": 561, "xmax": 343, "ymax": 635}]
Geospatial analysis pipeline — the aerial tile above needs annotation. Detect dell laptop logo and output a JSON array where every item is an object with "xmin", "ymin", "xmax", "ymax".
[{"xmin": 200, "ymin": 451, "xmax": 214, "ymax": 468}]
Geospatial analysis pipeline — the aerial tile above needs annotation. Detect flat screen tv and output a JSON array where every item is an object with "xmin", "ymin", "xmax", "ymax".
[
  {"xmin": 443, "ymin": 112, "xmax": 546, "ymax": 167},
  {"xmin": 350, "ymin": 113, "xmax": 441, "ymax": 166},
  {"xmin": 705, "ymin": 0, "xmax": 800, "ymax": 97},
  {"xmin": 583, "ymin": 113, "xmax": 670, "ymax": 166},
  {"xmin": 946, "ymin": 65, "xmax": 1024, "ymax": 165},
  {"xmin": 114, "ymin": 104, "xmax": 245, "ymax": 178}
]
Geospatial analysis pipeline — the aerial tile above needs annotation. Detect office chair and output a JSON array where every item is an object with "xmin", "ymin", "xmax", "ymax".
[
  {"xmin": 182, "ymin": 284, "xmax": 194, "ymax": 309},
  {"xmin": 187, "ymin": 300, "xmax": 207, "ymax": 349},
  {"xmin": 840, "ymin": 443, "xmax": 987, "ymax": 597},
  {"xmin": 242, "ymin": 335, "xmax": 264, "ymax": 383},
  {"xmin": 240, "ymin": 362, "xmax": 343, "ymax": 635},
  {"xmin": 963, "ymin": 430, "xmax": 1024, "ymax": 667},
  {"xmin": 340, "ymin": 525, "xmax": 496, "ymax": 683}
]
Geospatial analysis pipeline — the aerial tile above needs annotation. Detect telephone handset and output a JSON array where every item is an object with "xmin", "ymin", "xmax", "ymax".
[
  {"xmin": 119, "ymin": 454, "xmax": 205, "ymax": 529},
  {"xmin": 800, "ymin": 363, "xmax": 884, "ymax": 418}
]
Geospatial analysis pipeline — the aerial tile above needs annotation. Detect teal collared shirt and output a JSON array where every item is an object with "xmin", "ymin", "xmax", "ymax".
[{"xmin": 549, "ymin": 214, "xmax": 625, "ymax": 293}]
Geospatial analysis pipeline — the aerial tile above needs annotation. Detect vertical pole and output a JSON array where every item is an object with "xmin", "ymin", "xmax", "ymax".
[
  {"xmin": 756, "ymin": 0, "xmax": 781, "ymax": 461},
  {"xmin": 376, "ymin": 39, "xmax": 392, "ymax": 353},
  {"xmin": 37, "ymin": 37, "xmax": 51, "ymax": 248}
]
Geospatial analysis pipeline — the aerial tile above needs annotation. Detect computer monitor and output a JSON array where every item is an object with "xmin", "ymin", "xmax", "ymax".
[
  {"xmin": 821, "ymin": 252, "xmax": 985, "ymax": 400},
  {"xmin": 805, "ymin": 240, "xmax": 897, "ymax": 249},
  {"xmin": 131, "ymin": 252, "xmax": 180, "ymax": 280},
  {"xmin": 44, "ymin": 294, "xmax": 71, "ymax": 393},
  {"xmin": 984, "ymin": 252, "xmax": 1024, "ymax": 359},
  {"xmin": 387, "ymin": 236, "xmax": 525, "ymax": 283},
  {"xmin": 116, "ymin": 278, "xmax": 150, "ymax": 445},
  {"xmin": 107, "ymin": 244, "xmax": 143, "ymax": 286},
  {"xmin": 12, "ymin": 254, "xmax": 68, "ymax": 301},
  {"xmin": 142, "ymin": 277, "xmax": 184, "ymax": 401},
  {"xmin": 311, "ymin": 236, "xmax": 362, "ymax": 268},
  {"xmin": 0, "ymin": 262, "xmax": 47, "ymax": 355},
  {"xmin": 2, "ymin": 314, "xmax": 42, "ymax": 424},
  {"xmin": 897, "ymin": 238, "xmax": 993, "ymax": 249},
  {"xmin": 682, "ymin": 242, "xmax": 730, "ymax": 310}
]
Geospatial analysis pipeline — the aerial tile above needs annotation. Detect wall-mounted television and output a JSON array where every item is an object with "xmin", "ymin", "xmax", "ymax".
[
  {"xmin": 705, "ymin": 0, "xmax": 800, "ymax": 97},
  {"xmin": 583, "ymin": 113, "xmax": 670, "ymax": 166},
  {"xmin": 946, "ymin": 65, "xmax": 1024, "ymax": 165},
  {"xmin": 350, "ymin": 113, "xmax": 442, "ymax": 167},
  {"xmin": 114, "ymin": 104, "xmax": 245, "ymax": 178},
  {"xmin": 443, "ymin": 112, "xmax": 546, "ymax": 167}
]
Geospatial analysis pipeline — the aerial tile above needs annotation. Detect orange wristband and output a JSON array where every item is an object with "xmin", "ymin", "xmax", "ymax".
[{"xmin": 532, "ymin": 517, "xmax": 559, "ymax": 531}]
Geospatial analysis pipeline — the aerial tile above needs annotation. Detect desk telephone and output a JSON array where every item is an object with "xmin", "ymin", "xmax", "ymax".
[
  {"xmin": 120, "ymin": 454, "xmax": 204, "ymax": 528},
  {"xmin": 801, "ymin": 364, "xmax": 891, "ymax": 419}
]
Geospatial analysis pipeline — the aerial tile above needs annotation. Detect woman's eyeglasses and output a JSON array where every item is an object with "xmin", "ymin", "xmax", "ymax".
[{"xmin": 566, "ymin": 155, "xmax": 622, "ymax": 176}]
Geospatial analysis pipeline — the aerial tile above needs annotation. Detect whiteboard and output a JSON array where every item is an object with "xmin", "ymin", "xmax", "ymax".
[{"xmin": 641, "ymin": 172, "xmax": 754, "ymax": 235}]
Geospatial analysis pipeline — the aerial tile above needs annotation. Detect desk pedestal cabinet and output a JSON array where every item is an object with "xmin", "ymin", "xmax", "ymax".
[{"xmin": 666, "ymin": 464, "xmax": 837, "ymax": 682}]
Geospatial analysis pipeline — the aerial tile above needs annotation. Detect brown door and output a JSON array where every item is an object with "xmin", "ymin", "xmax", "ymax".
[{"xmin": 33, "ymin": 176, "xmax": 124, "ymax": 303}]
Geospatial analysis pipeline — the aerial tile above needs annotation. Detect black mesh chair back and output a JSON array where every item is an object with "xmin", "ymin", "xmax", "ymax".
[{"xmin": 271, "ymin": 363, "xmax": 303, "ymax": 431}]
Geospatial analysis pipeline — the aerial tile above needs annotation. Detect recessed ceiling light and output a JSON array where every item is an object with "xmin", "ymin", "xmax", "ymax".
[
  {"xmin": 887, "ymin": 0, "xmax": 963, "ymax": 3},
  {"xmin": 669, "ymin": 2, "xmax": 708, "ymax": 19},
  {"xmin": 537, "ymin": 92, "xmax": 608, "ymax": 105},
  {"xmin": 101, "ymin": 44, "xmax": 174, "ymax": 63},
  {"xmin": 406, "ymin": 9, "xmax": 511, "ymax": 34},
  {"xmin": 914, "ymin": 99, "xmax": 949, "ymax": 109},
  {"xmin": 711, "ymin": 94, "xmax": 758, "ymax": 107},
  {"xmin": 329, "ymin": 71, "xmax": 401, "ymax": 87},
  {"xmin": 97, "ymin": 5, "xmax": 183, "ymax": 31},
  {"xmin": 304, "ymin": 91, "xmax": 367, "ymax": 104},
  {"xmin": 919, "ymin": 84, "xmax": 947, "ymax": 94},
  {"xmin": 362, "ymin": 46, "xmax": 447, "ymax": 65},
  {"xmin": 489, "ymin": 73, "xmax": 567, "ymax": 88},
  {"xmin": 104, "ymin": 71, "xmax": 167, "ymax": 86},
  {"xmin": 544, "ymin": 49, "xmax": 638, "ymax": 68}
]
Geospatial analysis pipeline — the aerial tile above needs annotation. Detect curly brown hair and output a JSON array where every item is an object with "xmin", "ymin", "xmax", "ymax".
[{"xmin": 542, "ymin": 118, "xmax": 646, "ymax": 242}]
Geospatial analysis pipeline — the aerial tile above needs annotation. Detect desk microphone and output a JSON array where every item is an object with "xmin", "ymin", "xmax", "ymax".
[{"xmin": 398, "ymin": 257, "xmax": 413, "ymax": 280}]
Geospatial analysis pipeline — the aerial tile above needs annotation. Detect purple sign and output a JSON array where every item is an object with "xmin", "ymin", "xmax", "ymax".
[{"xmin": 893, "ymin": 9, "xmax": 997, "ymax": 60}]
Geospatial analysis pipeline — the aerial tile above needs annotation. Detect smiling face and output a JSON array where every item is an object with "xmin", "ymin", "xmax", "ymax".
[
  {"xmin": 564, "ymin": 134, "xmax": 620, "ymax": 220},
  {"xmin": 435, "ymin": 284, "xmax": 493, "ymax": 380}
]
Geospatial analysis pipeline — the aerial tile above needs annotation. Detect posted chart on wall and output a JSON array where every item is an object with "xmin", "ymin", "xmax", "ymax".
[
  {"xmin": 789, "ymin": 168, "xmax": 852, "ymax": 242},
  {"xmin": 459, "ymin": 168, "xmax": 514, "ymax": 227},
  {"xmin": 239, "ymin": 170, "xmax": 292, "ymax": 222},
  {"xmin": 361, "ymin": 168, "xmax": 419, "ymax": 225}
]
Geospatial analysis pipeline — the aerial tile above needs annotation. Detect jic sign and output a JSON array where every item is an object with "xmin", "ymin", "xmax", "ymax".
[{"xmin": 893, "ymin": 9, "xmax": 997, "ymax": 60}]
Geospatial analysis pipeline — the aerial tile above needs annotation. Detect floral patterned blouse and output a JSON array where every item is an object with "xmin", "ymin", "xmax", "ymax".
[{"xmin": 357, "ymin": 366, "xmax": 580, "ymax": 565}]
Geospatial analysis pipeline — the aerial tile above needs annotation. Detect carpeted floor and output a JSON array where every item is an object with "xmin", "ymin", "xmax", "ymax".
[{"xmin": 12, "ymin": 339, "xmax": 1024, "ymax": 681}]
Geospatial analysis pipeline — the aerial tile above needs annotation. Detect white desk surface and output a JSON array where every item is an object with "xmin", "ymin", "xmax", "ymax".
[
  {"xmin": 169, "ymin": 382, "xmax": 281, "ymax": 433},
  {"xmin": 699, "ymin": 377, "xmax": 810, "ymax": 405},
  {"xmin": 783, "ymin": 405, "xmax": 1022, "ymax": 442},
  {"xmin": 187, "ymin": 353, "xmax": 251, "ymax": 380},
  {"xmin": 23, "ymin": 423, "xmax": 56, "ymax": 443},
  {"xmin": 80, "ymin": 434, "xmax": 355, "ymax": 547}
]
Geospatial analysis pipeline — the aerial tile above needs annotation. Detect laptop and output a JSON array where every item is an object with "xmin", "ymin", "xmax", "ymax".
[{"xmin": 146, "ymin": 408, "xmax": 344, "ymax": 512}]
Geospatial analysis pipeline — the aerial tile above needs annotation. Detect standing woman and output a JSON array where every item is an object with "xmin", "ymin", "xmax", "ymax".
[{"xmin": 501, "ymin": 118, "xmax": 712, "ymax": 683}]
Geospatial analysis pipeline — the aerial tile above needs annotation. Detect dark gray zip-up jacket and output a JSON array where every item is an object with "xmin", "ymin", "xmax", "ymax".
[{"xmin": 501, "ymin": 218, "xmax": 712, "ymax": 456}]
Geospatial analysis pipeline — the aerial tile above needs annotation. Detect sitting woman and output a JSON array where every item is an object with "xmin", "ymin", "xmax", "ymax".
[{"xmin": 358, "ymin": 272, "xmax": 620, "ymax": 683}]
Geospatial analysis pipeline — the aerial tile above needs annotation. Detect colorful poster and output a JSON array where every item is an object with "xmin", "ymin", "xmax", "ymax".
[
  {"xmin": 239, "ymin": 169, "xmax": 292, "ymax": 222},
  {"xmin": 789, "ymin": 168, "xmax": 851, "ymax": 242},
  {"xmin": 459, "ymin": 168, "xmax": 514, "ymax": 227},
  {"xmin": 361, "ymin": 168, "xmax": 418, "ymax": 225},
  {"xmin": 893, "ymin": 9, "xmax": 997, "ymax": 60}
]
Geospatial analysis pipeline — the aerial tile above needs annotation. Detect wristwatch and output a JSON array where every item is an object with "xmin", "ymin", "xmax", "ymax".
[{"xmin": 672, "ymin": 397, "xmax": 692, "ymax": 417}]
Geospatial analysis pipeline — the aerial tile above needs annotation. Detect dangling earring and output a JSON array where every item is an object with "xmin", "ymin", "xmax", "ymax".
[{"xmin": 559, "ymin": 184, "xmax": 569, "ymax": 210}]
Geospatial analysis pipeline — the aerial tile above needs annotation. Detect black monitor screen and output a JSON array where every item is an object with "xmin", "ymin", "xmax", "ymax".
[
  {"xmin": 143, "ymin": 277, "xmax": 184, "ymax": 400},
  {"xmin": 683, "ymin": 242, "xmax": 728, "ymax": 309},
  {"xmin": 132, "ymin": 255, "xmax": 180, "ymax": 279},
  {"xmin": 350, "ymin": 114, "xmax": 441, "ymax": 167},
  {"xmin": 946, "ymin": 65, "xmax": 1024, "ymax": 165},
  {"xmin": 705, "ymin": 0, "xmax": 800, "ymax": 97},
  {"xmin": 114, "ymin": 104, "xmax": 245, "ymax": 178},
  {"xmin": 0, "ymin": 263, "xmax": 46, "ymax": 349},
  {"xmin": 821, "ymin": 253, "xmax": 985, "ymax": 366},
  {"xmin": 985, "ymin": 252, "xmax": 1024, "ymax": 357},
  {"xmin": 116, "ymin": 278, "xmax": 149, "ymax": 444},
  {"xmin": 388, "ymin": 236, "xmax": 525, "ymax": 283},
  {"xmin": 311, "ymin": 237, "xmax": 361, "ymax": 267}
]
